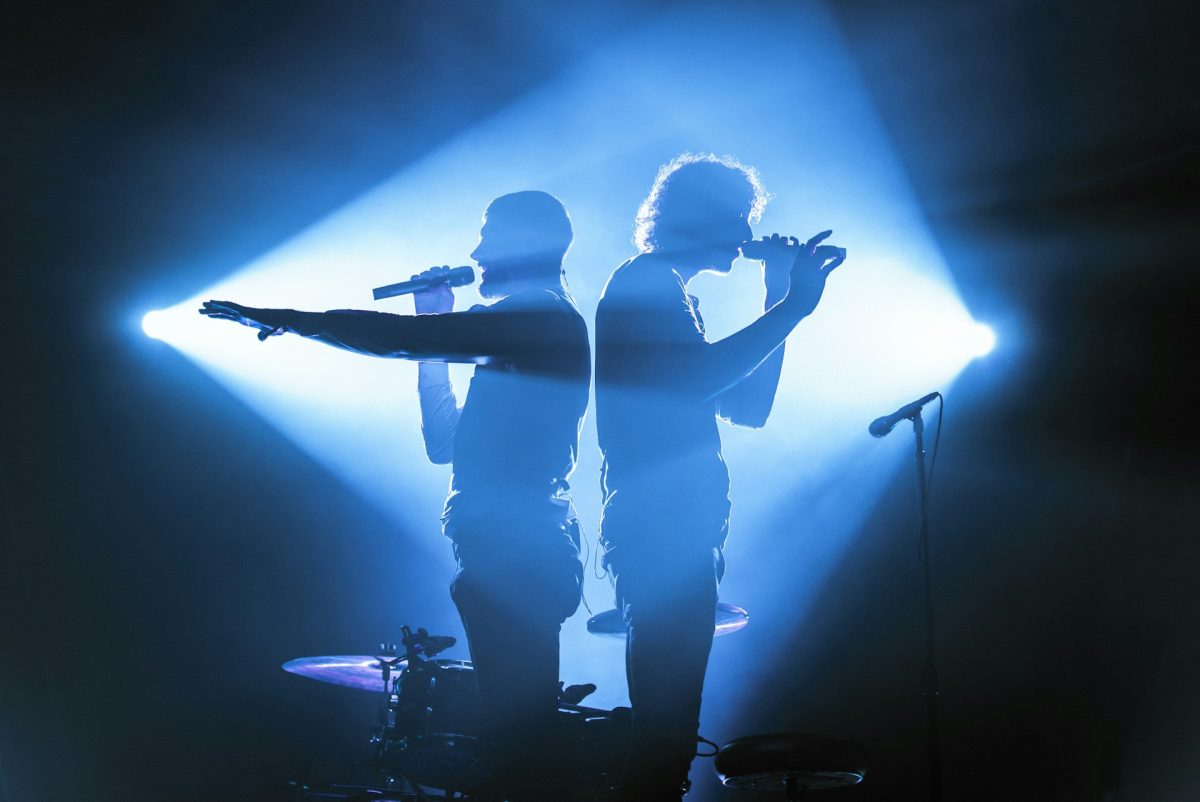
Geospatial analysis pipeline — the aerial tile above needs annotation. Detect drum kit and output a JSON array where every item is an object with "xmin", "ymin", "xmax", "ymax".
[{"xmin": 283, "ymin": 606, "xmax": 750, "ymax": 801}]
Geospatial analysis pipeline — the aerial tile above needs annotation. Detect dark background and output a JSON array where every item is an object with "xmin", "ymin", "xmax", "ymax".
[{"xmin": 2, "ymin": 1, "xmax": 1198, "ymax": 800}]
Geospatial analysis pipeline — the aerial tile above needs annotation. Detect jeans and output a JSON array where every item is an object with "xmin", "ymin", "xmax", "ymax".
[
  {"xmin": 607, "ymin": 536, "xmax": 725, "ymax": 800},
  {"xmin": 448, "ymin": 519, "xmax": 583, "ymax": 801}
]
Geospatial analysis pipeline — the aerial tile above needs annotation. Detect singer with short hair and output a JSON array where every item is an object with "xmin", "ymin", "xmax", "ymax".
[
  {"xmin": 594, "ymin": 154, "xmax": 846, "ymax": 801},
  {"xmin": 201, "ymin": 190, "xmax": 590, "ymax": 802}
]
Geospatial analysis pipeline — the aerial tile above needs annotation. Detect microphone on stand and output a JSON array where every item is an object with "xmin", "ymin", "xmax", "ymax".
[
  {"xmin": 372, "ymin": 266, "xmax": 475, "ymax": 301},
  {"xmin": 868, "ymin": 392, "xmax": 941, "ymax": 438}
]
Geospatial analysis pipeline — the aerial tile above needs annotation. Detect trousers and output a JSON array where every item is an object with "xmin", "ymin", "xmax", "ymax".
[
  {"xmin": 448, "ymin": 518, "xmax": 583, "ymax": 801},
  {"xmin": 606, "ymin": 535, "xmax": 726, "ymax": 801}
]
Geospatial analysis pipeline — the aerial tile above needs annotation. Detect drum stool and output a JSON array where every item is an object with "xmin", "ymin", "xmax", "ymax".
[{"xmin": 713, "ymin": 733, "xmax": 867, "ymax": 801}]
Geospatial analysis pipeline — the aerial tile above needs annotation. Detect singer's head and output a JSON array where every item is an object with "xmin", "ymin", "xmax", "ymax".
[
  {"xmin": 471, "ymin": 191, "xmax": 573, "ymax": 299},
  {"xmin": 634, "ymin": 153, "xmax": 769, "ymax": 276}
]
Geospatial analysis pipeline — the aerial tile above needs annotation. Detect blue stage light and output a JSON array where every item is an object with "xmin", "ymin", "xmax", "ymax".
[
  {"xmin": 142, "ymin": 310, "xmax": 168, "ymax": 340},
  {"xmin": 968, "ymin": 322, "xmax": 997, "ymax": 357}
]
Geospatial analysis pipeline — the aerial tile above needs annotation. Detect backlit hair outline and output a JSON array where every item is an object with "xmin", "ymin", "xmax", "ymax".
[{"xmin": 633, "ymin": 152, "xmax": 771, "ymax": 253}]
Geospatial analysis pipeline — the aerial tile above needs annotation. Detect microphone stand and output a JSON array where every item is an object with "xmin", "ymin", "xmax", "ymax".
[{"xmin": 911, "ymin": 412, "xmax": 942, "ymax": 802}]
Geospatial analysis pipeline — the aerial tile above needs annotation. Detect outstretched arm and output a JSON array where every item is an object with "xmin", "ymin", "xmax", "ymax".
[
  {"xmin": 199, "ymin": 261, "xmax": 567, "ymax": 367},
  {"xmin": 199, "ymin": 301, "xmax": 510, "ymax": 363}
]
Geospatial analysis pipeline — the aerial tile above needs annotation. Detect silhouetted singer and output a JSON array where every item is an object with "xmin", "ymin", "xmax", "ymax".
[
  {"xmin": 201, "ymin": 191, "xmax": 590, "ymax": 802},
  {"xmin": 595, "ymin": 154, "xmax": 846, "ymax": 801}
]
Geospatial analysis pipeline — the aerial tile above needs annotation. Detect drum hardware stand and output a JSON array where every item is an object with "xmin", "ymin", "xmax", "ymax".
[
  {"xmin": 367, "ymin": 634, "xmax": 449, "ymax": 801},
  {"xmin": 371, "ymin": 627, "xmax": 452, "ymax": 753},
  {"xmin": 910, "ymin": 411, "xmax": 941, "ymax": 802},
  {"xmin": 370, "ymin": 642, "xmax": 406, "ymax": 759}
]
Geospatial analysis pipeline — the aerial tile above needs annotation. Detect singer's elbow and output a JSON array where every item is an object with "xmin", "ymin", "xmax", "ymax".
[
  {"xmin": 423, "ymin": 435, "xmax": 455, "ymax": 464},
  {"xmin": 718, "ymin": 399, "xmax": 773, "ymax": 429},
  {"xmin": 722, "ymin": 412, "xmax": 769, "ymax": 430}
]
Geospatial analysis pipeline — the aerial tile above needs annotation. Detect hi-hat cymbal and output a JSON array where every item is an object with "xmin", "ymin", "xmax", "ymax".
[
  {"xmin": 282, "ymin": 655, "xmax": 407, "ymax": 692},
  {"xmin": 586, "ymin": 602, "xmax": 749, "ymax": 639}
]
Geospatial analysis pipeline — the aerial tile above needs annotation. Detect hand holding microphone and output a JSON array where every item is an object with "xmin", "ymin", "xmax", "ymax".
[
  {"xmin": 371, "ymin": 265, "xmax": 474, "ymax": 303},
  {"xmin": 408, "ymin": 265, "xmax": 461, "ymax": 315},
  {"xmin": 741, "ymin": 230, "xmax": 846, "ymax": 315}
]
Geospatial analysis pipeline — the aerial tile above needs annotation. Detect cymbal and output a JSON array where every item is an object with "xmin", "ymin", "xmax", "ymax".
[
  {"xmin": 586, "ymin": 602, "xmax": 749, "ymax": 640},
  {"xmin": 282, "ymin": 655, "xmax": 407, "ymax": 692}
]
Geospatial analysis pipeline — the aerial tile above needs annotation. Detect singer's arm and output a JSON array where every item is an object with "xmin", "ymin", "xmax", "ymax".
[
  {"xmin": 199, "ymin": 300, "xmax": 559, "ymax": 366},
  {"xmin": 412, "ymin": 273, "xmax": 460, "ymax": 464},
  {"xmin": 689, "ymin": 296, "xmax": 800, "ymax": 402},
  {"xmin": 717, "ymin": 253, "xmax": 791, "ymax": 428},
  {"xmin": 600, "ymin": 267, "xmax": 802, "ymax": 404},
  {"xmin": 600, "ymin": 241, "xmax": 841, "ymax": 404},
  {"xmin": 277, "ymin": 307, "xmax": 498, "ymax": 362},
  {"xmin": 417, "ymin": 362, "xmax": 459, "ymax": 464}
]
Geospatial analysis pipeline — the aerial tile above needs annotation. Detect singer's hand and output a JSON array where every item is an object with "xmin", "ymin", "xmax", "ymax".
[
  {"xmin": 782, "ymin": 230, "xmax": 846, "ymax": 318},
  {"xmin": 199, "ymin": 300, "xmax": 293, "ymax": 340},
  {"xmin": 412, "ymin": 266, "xmax": 455, "ymax": 315},
  {"xmin": 746, "ymin": 233, "xmax": 804, "ymax": 301}
]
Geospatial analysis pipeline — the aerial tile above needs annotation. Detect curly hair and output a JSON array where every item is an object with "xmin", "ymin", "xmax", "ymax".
[{"xmin": 633, "ymin": 153, "xmax": 770, "ymax": 253}]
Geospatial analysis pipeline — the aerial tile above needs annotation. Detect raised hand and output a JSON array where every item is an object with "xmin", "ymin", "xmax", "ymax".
[
  {"xmin": 411, "ymin": 266, "xmax": 456, "ymax": 315},
  {"xmin": 782, "ymin": 230, "xmax": 845, "ymax": 317},
  {"xmin": 199, "ymin": 300, "xmax": 292, "ymax": 341},
  {"xmin": 743, "ymin": 232, "xmax": 805, "ymax": 300}
]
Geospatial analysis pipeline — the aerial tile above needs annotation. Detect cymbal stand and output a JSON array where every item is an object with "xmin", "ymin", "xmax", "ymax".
[
  {"xmin": 366, "ymin": 642, "xmax": 405, "ymax": 776},
  {"xmin": 369, "ymin": 639, "xmax": 430, "ymax": 799}
]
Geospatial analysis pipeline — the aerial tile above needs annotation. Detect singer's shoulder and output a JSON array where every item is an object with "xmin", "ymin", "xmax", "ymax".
[
  {"xmin": 600, "ymin": 254, "xmax": 685, "ymax": 305},
  {"xmin": 491, "ymin": 288, "xmax": 584, "ymax": 323}
]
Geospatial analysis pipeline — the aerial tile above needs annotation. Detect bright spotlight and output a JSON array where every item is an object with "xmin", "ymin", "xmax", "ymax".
[
  {"xmin": 142, "ymin": 310, "xmax": 168, "ymax": 340},
  {"xmin": 967, "ymin": 322, "xmax": 996, "ymax": 357}
]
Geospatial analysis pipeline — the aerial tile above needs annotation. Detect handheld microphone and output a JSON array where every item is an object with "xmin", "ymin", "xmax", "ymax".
[
  {"xmin": 372, "ymin": 266, "xmax": 475, "ymax": 301},
  {"xmin": 740, "ymin": 237, "xmax": 847, "ymax": 261},
  {"xmin": 869, "ymin": 392, "xmax": 941, "ymax": 438},
  {"xmin": 740, "ymin": 238, "xmax": 774, "ymax": 260}
]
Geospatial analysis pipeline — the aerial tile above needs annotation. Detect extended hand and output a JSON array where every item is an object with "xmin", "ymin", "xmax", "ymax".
[
  {"xmin": 783, "ymin": 230, "xmax": 846, "ymax": 317},
  {"xmin": 411, "ymin": 266, "xmax": 456, "ymax": 315},
  {"xmin": 199, "ymin": 300, "xmax": 292, "ymax": 341}
]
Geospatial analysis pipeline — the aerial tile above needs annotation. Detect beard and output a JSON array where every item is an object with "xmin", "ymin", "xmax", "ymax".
[
  {"xmin": 477, "ymin": 263, "xmax": 520, "ymax": 299},
  {"xmin": 478, "ymin": 260, "xmax": 561, "ymax": 298}
]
